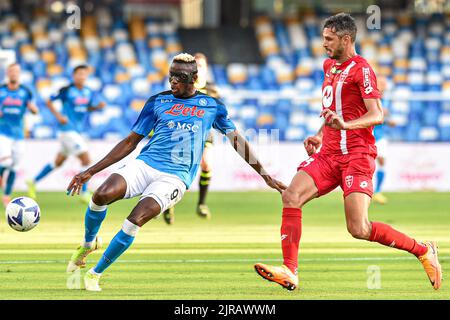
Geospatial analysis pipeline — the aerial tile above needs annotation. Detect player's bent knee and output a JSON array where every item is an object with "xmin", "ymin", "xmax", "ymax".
[
  {"xmin": 93, "ymin": 184, "xmax": 119, "ymax": 206},
  {"xmin": 282, "ymin": 189, "xmax": 302, "ymax": 208},
  {"xmin": 127, "ymin": 197, "xmax": 161, "ymax": 227},
  {"xmin": 347, "ymin": 223, "xmax": 371, "ymax": 240}
]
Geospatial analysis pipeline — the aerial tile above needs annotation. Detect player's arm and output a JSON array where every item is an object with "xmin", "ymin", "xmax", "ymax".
[
  {"xmin": 226, "ymin": 130, "xmax": 287, "ymax": 193},
  {"xmin": 27, "ymin": 101, "xmax": 39, "ymax": 114},
  {"xmin": 321, "ymin": 98, "xmax": 384, "ymax": 130},
  {"xmin": 68, "ymin": 95, "xmax": 157, "ymax": 195},
  {"xmin": 46, "ymin": 99, "xmax": 68, "ymax": 124},
  {"xmin": 88, "ymin": 101, "xmax": 106, "ymax": 112},
  {"xmin": 67, "ymin": 131, "xmax": 144, "ymax": 195},
  {"xmin": 304, "ymin": 123, "xmax": 324, "ymax": 156}
]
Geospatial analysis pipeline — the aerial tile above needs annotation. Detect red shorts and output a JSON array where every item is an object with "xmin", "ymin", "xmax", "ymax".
[{"xmin": 297, "ymin": 152, "xmax": 376, "ymax": 198}]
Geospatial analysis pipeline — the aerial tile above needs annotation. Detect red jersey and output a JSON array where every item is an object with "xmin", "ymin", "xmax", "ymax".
[{"xmin": 321, "ymin": 55, "xmax": 381, "ymax": 156}]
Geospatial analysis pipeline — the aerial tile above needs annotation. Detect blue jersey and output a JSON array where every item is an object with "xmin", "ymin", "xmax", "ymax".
[
  {"xmin": 0, "ymin": 84, "xmax": 33, "ymax": 140},
  {"xmin": 132, "ymin": 90, "xmax": 236, "ymax": 188},
  {"xmin": 373, "ymin": 123, "xmax": 384, "ymax": 141},
  {"xmin": 51, "ymin": 84, "xmax": 100, "ymax": 133}
]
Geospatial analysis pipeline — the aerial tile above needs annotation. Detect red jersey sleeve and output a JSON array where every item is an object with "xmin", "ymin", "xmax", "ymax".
[
  {"xmin": 323, "ymin": 58, "xmax": 333, "ymax": 72},
  {"xmin": 353, "ymin": 64, "xmax": 381, "ymax": 99}
]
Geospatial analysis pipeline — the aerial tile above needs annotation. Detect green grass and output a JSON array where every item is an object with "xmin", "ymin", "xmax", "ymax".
[{"xmin": 0, "ymin": 191, "xmax": 449, "ymax": 299}]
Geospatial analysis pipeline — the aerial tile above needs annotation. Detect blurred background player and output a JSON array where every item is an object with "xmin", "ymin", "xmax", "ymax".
[
  {"xmin": 162, "ymin": 52, "xmax": 219, "ymax": 224},
  {"xmin": 27, "ymin": 65, "xmax": 105, "ymax": 203},
  {"xmin": 0, "ymin": 63, "xmax": 38, "ymax": 206},
  {"xmin": 372, "ymin": 76, "xmax": 397, "ymax": 205}
]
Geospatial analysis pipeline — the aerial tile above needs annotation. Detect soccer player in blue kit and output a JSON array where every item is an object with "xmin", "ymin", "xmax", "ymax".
[
  {"xmin": 27, "ymin": 65, "xmax": 105, "ymax": 203},
  {"xmin": 0, "ymin": 63, "xmax": 38, "ymax": 206},
  {"xmin": 65, "ymin": 53, "xmax": 286, "ymax": 291}
]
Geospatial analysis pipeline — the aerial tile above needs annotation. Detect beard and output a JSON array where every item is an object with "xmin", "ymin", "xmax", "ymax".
[{"xmin": 330, "ymin": 45, "xmax": 345, "ymax": 60}]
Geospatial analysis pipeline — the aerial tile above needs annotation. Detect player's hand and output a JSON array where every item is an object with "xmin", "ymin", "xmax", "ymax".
[
  {"xmin": 321, "ymin": 109, "xmax": 347, "ymax": 130},
  {"xmin": 57, "ymin": 115, "xmax": 69, "ymax": 125},
  {"xmin": 67, "ymin": 170, "xmax": 92, "ymax": 196},
  {"xmin": 262, "ymin": 175, "xmax": 287, "ymax": 194},
  {"xmin": 303, "ymin": 135, "xmax": 322, "ymax": 156}
]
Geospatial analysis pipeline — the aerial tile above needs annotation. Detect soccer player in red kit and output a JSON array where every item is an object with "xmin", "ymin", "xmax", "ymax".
[{"xmin": 254, "ymin": 13, "xmax": 442, "ymax": 291}]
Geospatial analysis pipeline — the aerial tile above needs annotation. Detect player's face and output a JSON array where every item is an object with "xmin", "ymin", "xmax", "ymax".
[
  {"xmin": 73, "ymin": 68, "xmax": 88, "ymax": 86},
  {"xmin": 169, "ymin": 62, "xmax": 197, "ymax": 97},
  {"xmin": 322, "ymin": 28, "xmax": 345, "ymax": 60},
  {"xmin": 7, "ymin": 64, "xmax": 20, "ymax": 84}
]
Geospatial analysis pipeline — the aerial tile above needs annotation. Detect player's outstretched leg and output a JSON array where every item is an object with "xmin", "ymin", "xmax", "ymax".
[
  {"xmin": 344, "ymin": 192, "xmax": 442, "ymax": 290},
  {"xmin": 66, "ymin": 199, "xmax": 106, "ymax": 273},
  {"xmin": 254, "ymin": 171, "xmax": 318, "ymax": 290},
  {"xmin": 67, "ymin": 174, "xmax": 126, "ymax": 274},
  {"xmin": 84, "ymin": 196, "xmax": 161, "ymax": 292},
  {"xmin": 3, "ymin": 169, "xmax": 16, "ymax": 206}
]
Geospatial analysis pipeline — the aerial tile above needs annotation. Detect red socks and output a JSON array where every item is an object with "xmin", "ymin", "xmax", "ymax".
[
  {"xmin": 281, "ymin": 208, "xmax": 302, "ymax": 275},
  {"xmin": 369, "ymin": 221, "xmax": 427, "ymax": 257}
]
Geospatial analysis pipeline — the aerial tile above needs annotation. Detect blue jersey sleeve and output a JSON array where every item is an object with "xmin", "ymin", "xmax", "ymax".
[
  {"xmin": 132, "ymin": 95, "xmax": 157, "ymax": 136},
  {"xmin": 212, "ymin": 99, "xmax": 236, "ymax": 134},
  {"xmin": 50, "ymin": 86, "xmax": 67, "ymax": 102},
  {"xmin": 24, "ymin": 86, "xmax": 34, "ymax": 104},
  {"xmin": 89, "ymin": 90, "xmax": 103, "ymax": 107}
]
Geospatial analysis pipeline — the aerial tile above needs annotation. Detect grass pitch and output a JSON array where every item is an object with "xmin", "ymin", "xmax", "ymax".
[{"xmin": 0, "ymin": 191, "xmax": 448, "ymax": 300}]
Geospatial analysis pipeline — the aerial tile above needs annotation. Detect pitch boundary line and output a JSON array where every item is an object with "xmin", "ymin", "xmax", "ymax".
[{"xmin": 0, "ymin": 256, "xmax": 449, "ymax": 265}]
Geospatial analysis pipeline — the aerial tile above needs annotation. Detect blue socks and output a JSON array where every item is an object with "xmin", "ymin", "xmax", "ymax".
[
  {"xmin": 84, "ymin": 199, "xmax": 108, "ymax": 246},
  {"xmin": 34, "ymin": 163, "xmax": 54, "ymax": 183},
  {"xmin": 0, "ymin": 166, "xmax": 6, "ymax": 177},
  {"xmin": 93, "ymin": 219, "xmax": 140, "ymax": 274},
  {"xmin": 4, "ymin": 170, "xmax": 16, "ymax": 196},
  {"xmin": 375, "ymin": 168, "xmax": 385, "ymax": 193}
]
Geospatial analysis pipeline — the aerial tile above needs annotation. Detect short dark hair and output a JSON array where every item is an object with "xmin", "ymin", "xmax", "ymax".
[
  {"xmin": 73, "ymin": 64, "xmax": 89, "ymax": 74},
  {"xmin": 323, "ymin": 13, "xmax": 357, "ymax": 42}
]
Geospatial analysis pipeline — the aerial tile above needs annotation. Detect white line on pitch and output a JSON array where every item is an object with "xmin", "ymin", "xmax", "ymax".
[{"xmin": 0, "ymin": 256, "xmax": 448, "ymax": 265}]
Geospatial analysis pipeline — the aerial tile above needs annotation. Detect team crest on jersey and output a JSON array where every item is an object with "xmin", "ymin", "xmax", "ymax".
[
  {"xmin": 345, "ymin": 175, "xmax": 354, "ymax": 188},
  {"xmin": 199, "ymin": 98, "xmax": 208, "ymax": 106},
  {"xmin": 167, "ymin": 120, "xmax": 176, "ymax": 129},
  {"xmin": 322, "ymin": 85, "xmax": 333, "ymax": 108}
]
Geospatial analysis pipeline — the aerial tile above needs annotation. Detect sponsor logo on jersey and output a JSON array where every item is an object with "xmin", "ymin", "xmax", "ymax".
[
  {"xmin": 165, "ymin": 104, "xmax": 205, "ymax": 118},
  {"xmin": 345, "ymin": 175, "xmax": 354, "ymax": 188},
  {"xmin": 74, "ymin": 96, "xmax": 90, "ymax": 105},
  {"xmin": 281, "ymin": 234, "xmax": 288, "ymax": 241},
  {"xmin": 360, "ymin": 181, "xmax": 368, "ymax": 188},
  {"xmin": 362, "ymin": 67, "xmax": 374, "ymax": 94},
  {"xmin": 168, "ymin": 120, "xmax": 201, "ymax": 133},
  {"xmin": 2, "ymin": 97, "xmax": 23, "ymax": 106}
]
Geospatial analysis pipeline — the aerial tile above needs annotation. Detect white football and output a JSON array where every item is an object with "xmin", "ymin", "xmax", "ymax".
[{"xmin": 5, "ymin": 197, "xmax": 41, "ymax": 232}]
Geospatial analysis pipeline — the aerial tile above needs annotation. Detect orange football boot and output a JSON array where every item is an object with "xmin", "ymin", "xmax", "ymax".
[
  {"xmin": 254, "ymin": 263, "xmax": 298, "ymax": 291},
  {"xmin": 418, "ymin": 241, "xmax": 442, "ymax": 290}
]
